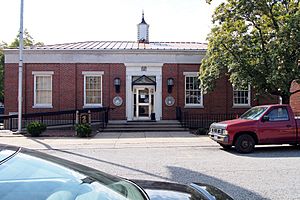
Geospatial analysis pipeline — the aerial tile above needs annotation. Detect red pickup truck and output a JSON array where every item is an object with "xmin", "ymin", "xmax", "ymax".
[{"xmin": 208, "ymin": 104, "xmax": 300, "ymax": 153}]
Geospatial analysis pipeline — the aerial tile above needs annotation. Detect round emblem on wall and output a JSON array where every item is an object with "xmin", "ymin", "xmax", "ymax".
[
  {"xmin": 113, "ymin": 96, "xmax": 123, "ymax": 107},
  {"xmin": 165, "ymin": 96, "xmax": 175, "ymax": 107}
]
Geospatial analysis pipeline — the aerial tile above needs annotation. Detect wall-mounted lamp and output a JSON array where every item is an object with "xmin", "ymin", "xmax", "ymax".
[
  {"xmin": 167, "ymin": 78, "xmax": 174, "ymax": 93},
  {"xmin": 114, "ymin": 78, "xmax": 121, "ymax": 93}
]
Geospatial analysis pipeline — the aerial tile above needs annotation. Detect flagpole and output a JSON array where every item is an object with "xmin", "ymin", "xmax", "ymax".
[{"xmin": 18, "ymin": 0, "xmax": 24, "ymax": 133}]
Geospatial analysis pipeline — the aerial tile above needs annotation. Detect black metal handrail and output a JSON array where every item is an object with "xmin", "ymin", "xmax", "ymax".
[
  {"xmin": 1, "ymin": 107, "xmax": 109, "ymax": 131},
  {"xmin": 177, "ymin": 107, "xmax": 241, "ymax": 130}
]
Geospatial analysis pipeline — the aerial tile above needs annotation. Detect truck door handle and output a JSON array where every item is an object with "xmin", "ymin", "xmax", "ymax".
[{"xmin": 286, "ymin": 125, "xmax": 292, "ymax": 128}]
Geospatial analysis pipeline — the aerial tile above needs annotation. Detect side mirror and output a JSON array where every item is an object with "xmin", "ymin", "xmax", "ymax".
[{"xmin": 262, "ymin": 115, "xmax": 269, "ymax": 122}]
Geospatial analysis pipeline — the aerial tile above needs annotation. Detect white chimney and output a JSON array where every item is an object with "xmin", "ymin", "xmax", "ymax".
[{"xmin": 137, "ymin": 11, "xmax": 149, "ymax": 43}]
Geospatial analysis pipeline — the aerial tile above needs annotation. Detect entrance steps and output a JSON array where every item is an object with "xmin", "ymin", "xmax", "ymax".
[{"xmin": 103, "ymin": 120, "xmax": 188, "ymax": 132}]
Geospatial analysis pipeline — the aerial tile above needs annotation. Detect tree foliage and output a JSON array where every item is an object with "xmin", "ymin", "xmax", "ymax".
[
  {"xmin": 9, "ymin": 29, "xmax": 43, "ymax": 48},
  {"xmin": 201, "ymin": 0, "xmax": 300, "ymax": 103},
  {"xmin": 0, "ymin": 30, "xmax": 43, "ymax": 103}
]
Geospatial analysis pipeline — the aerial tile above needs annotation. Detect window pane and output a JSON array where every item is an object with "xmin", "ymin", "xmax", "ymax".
[
  {"xmin": 85, "ymin": 76, "xmax": 102, "ymax": 104},
  {"xmin": 35, "ymin": 76, "xmax": 52, "ymax": 105},
  {"xmin": 185, "ymin": 76, "xmax": 201, "ymax": 105},
  {"xmin": 268, "ymin": 108, "xmax": 289, "ymax": 121},
  {"xmin": 233, "ymin": 86, "xmax": 249, "ymax": 105}
]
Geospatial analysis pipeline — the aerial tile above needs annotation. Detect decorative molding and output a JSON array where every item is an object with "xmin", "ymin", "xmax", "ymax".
[
  {"xmin": 32, "ymin": 71, "xmax": 54, "ymax": 75},
  {"xmin": 82, "ymin": 71, "xmax": 104, "ymax": 76},
  {"xmin": 183, "ymin": 72, "xmax": 198, "ymax": 76},
  {"xmin": 165, "ymin": 96, "xmax": 175, "ymax": 107},
  {"xmin": 5, "ymin": 50, "xmax": 204, "ymax": 64},
  {"xmin": 125, "ymin": 63, "xmax": 164, "ymax": 67},
  {"xmin": 113, "ymin": 96, "xmax": 123, "ymax": 107}
]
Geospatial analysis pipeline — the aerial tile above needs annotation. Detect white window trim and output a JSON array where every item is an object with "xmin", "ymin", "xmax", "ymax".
[
  {"xmin": 233, "ymin": 84, "xmax": 251, "ymax": 108},
  {"xmin": 184, "ymin": 72, "xmax": 203, "ymax": 108},
  {"xmin": 183, "ymin": 72, "xmax": 199, "ymax": 76},
  {"xmin": 32, "ymin": 71, "xmax": 54, "ymax": 108},
  {"xmin": 83, "ymin": 71, "xmax": 104, "ymax": 108},
  {"xmin": 82, "ymin": 71, "xmax": 104, "ymax": 76}
]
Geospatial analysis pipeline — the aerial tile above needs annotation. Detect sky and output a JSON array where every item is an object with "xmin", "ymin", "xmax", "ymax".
[{"xmin": 0, "ymin": 0, "xmax": 222, "ymax": 45}]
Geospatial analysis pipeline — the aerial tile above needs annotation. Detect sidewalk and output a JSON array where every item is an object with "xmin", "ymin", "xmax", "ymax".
[{"xmin": 0, "ymin": 130, "xmax": 217, "ymax": 150}]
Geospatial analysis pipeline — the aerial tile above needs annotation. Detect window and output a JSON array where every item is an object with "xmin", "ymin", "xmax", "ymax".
[
  {"xmin": 233, "ymin": 85, "xmax": 251, "ymax": 107},
  {"xmin": 83, "ymin": 71, "xmax": 104, "ymax": 107},
  {"xmin": 267, "ymin": 107, "xmax": 289, "ymax": 121},
  {"xmin": 184, "ymin": 72, "xmax": 203, "ymax": 107},
  {"xmin": 33, "ymin": 71, "xmax": 53, "ymax": 108}
]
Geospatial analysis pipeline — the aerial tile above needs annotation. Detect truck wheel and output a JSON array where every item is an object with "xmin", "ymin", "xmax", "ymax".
[
  {"xmin": 219, "ymin": 144, "xmax": 232, "ymax": 150},
  {"xmin": 235, "ymin": 134, "xmax": 255, "ymax": 153}
]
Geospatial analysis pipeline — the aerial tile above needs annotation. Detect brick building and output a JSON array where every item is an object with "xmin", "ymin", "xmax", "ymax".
[
  {"xmin": 4, "ymin": 14, "xmax": 278, "ymax": 121},
  {"xmin": 291, "ymin": 81, "xmax": 300, "ymax": 114}
]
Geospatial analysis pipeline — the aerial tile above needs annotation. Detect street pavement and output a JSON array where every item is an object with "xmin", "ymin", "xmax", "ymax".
[{"xmin": 1, "ymin": 130, "xmax": 300, "ymax": 200}]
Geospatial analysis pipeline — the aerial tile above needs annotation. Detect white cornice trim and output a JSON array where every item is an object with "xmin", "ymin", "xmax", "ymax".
[
  {"xmin": 4, "ymin": 49, "xmax": 205, "ymax": 64},
  {"xmin": 4, "ymin": 48, "xmax": 206, "ymax": 54},
  {"xmin": 125, "ymin": 63, "xmax": 164, "ymax": 67}
]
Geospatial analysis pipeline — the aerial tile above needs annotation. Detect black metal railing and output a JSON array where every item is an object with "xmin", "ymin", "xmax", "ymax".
[
  {"xmin": 177, "ymin": 107, "xmax": 241, "ymax": 130},
  {"xmin": 1, "ymin": 107, "xmax": 109, "ymax": 131}
]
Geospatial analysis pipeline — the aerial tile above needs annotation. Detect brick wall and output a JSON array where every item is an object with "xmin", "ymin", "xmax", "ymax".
[
  {"xmin": 291, "ymin": 80, "xmax": 300, "ymax": 113},
  {"xmin": 4, "ymin": 63, "xmax": 19, "ymax": 115},
  {"xmin": 4, "ymin": 63, "xmax": 126, "ymax": 120},
  {"xmin": 161, "ymin": 63, "xmax": 279, "ymax": 119},
  {"xmin": 4, "ymin": 62, "xmax": 278, "ymax": 120}
]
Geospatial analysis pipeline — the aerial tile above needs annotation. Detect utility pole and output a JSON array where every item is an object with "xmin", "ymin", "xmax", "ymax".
[{"xmin": 18, "ymin": 0, "xmax": 24, "ymax": 133}]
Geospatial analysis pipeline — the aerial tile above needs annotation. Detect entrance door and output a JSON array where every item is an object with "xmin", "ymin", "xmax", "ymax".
[{"xmin": 133, "ymin": 87, "xmax": 154, "ymax": 120}]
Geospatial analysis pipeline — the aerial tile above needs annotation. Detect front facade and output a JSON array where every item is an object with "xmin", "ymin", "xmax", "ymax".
[{"xmin": 4, "ymin": 15, "xmax": 278, "ymax": 120}]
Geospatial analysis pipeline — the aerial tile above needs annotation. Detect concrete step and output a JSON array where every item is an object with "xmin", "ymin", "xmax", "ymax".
[
  {"xmin": 109, "ymin": 120, "xmax": 181, "ymax": 126},
  {"xmin": 103, "ymin": 120, "xmax": 187, "ymax": 133},
  {"xmin": 102, "ymin": 127, "xmax": 187, "ymax": 132},
  {"xmin": 103, "ymin": 120, "xmax": 188, "ymax": 132},
  {"xmin": 106, "ymin": 124, "xmax": 182, "ymax": 128}
]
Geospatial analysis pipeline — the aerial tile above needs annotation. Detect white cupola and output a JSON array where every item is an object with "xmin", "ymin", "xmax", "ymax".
[{"xmin": 137, "ymin": 11, "xmax": 149, "ymax": 43}]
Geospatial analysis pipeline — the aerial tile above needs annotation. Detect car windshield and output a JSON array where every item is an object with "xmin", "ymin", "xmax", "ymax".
[
  {"xmin": 0, "ymin": 149, "xmax": 147, "ymax": 200},
  {"xmin": 239, "ymin": 106, "xmax": 268, "ymax": 120}
]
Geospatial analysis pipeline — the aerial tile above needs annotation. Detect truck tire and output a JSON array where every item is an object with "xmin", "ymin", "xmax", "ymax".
[
  {"xmin": 219, "ymin": 144, "xmax": 232, "ymax": 150},
  {"xmin": 235, "ymin": 134, "xmax": 255, "ymax": 153}
]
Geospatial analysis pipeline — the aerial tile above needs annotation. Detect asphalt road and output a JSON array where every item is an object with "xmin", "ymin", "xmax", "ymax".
[{"xmin": 1, "ymin": 131, "xmax": 300, "ymax": 200}]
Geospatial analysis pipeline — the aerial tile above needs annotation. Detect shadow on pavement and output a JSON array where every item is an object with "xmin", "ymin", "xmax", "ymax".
[
  {"xmin": 167, "ymin": 166, "xmax": 268, "ymax": 200},
  {"xmin": 54, "ymin": 148, "xmax": 172, "ymax": 181},
  {"xmin": 222, "ymin": 145, "xmax": 300, "ymax": 158},
  {"xmin": 29, "ymin": 138, "xmax": 266, "ymax": 199},
  {"xmin": 54, "ymin": 149, "xmax": 265, "ymax": 199},
  {"xmin": 30, "ymin": 138, "xmax": 53, "ymax": 150}
]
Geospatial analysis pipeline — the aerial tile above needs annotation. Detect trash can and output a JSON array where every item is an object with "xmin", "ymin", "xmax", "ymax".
[{"xmin": 151, "ymin": 113, "xmax": 156, "ymax": 121}]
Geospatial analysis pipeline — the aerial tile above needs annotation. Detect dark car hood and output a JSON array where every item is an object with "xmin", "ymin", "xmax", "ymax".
[{"xmin": 132, "ymin": 180, "xmax": 233, "ymax": 200}]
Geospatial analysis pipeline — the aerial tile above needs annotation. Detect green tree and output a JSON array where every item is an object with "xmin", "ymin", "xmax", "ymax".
[
  {"xmin": 9, "ymin": 29, "xmax": 43, "ymax": 48},
  {"xmin": 201, "ymin": 0, "xmax": 300, "ymax": 104}
]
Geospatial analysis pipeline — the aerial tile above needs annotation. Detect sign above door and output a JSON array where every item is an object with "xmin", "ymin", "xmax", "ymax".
[{"xmin": 132, "ymin": 75, "xmax": 156, "ymax": 91}]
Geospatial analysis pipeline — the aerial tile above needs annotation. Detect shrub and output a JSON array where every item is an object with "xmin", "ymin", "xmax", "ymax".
[
  {"xmin": 75, "ymin": 124, "xmax": 92, "ymax": 138},
  {"xmin": 26, "ymin": 121, "xmax": 47, "ymax": 137}
]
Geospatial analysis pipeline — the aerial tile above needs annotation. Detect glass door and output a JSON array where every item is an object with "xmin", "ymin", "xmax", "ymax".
[{"xmin": 133, "ymin": 87, "xmax": 154, "ymax": 119}]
